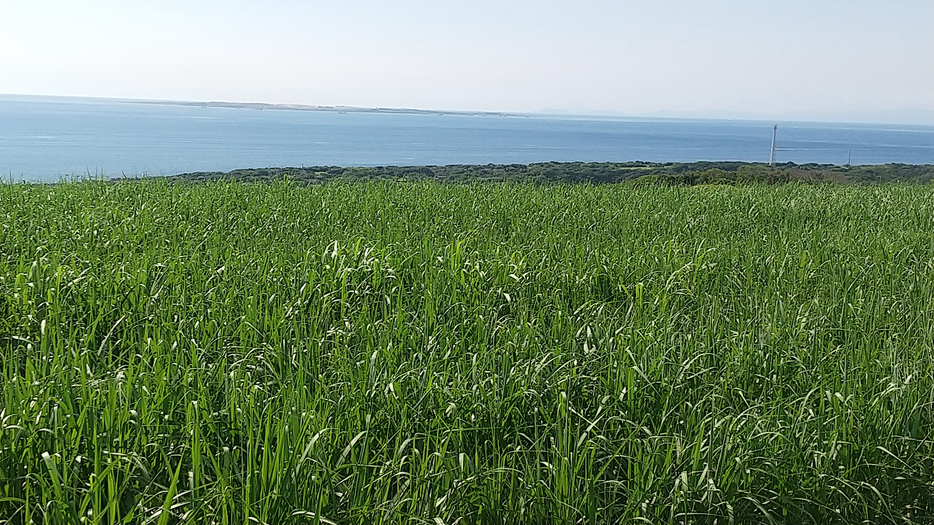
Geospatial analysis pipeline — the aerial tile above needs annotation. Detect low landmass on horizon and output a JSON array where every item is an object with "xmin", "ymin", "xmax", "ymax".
[{"xmin": 6, "ymin": 93, "xmax": 934, "ymax": 126}]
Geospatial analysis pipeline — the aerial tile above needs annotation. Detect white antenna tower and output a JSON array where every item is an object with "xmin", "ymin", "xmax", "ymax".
[{"xmin": 769, "ymin": 125, "xmax": 777, "ymax": 167}]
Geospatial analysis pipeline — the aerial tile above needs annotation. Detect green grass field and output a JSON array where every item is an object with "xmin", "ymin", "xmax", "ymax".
[{"xmin": 1, "ymin": 179, "xmax": 933, "ymax": 524}]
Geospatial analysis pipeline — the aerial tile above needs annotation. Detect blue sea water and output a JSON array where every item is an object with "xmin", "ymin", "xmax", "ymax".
[{"xmin": 1, "ymin": 95, "xmax": 932, "ymax": 182}]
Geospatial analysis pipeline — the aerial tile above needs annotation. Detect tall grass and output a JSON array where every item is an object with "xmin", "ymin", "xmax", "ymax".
[{"xmin": 1, "ymin": 179, "xmax": 932, "ymax": 524}]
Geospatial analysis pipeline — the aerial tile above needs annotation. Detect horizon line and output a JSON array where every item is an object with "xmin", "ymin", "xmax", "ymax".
[{"xmin": 2, "ymin": 92, "xmax": 934, "ymax": 127}]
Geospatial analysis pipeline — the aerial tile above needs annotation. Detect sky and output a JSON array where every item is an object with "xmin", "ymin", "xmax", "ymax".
[{"xmin": 1, "ymin": 1, "xmax": 933, "ymax": 123}]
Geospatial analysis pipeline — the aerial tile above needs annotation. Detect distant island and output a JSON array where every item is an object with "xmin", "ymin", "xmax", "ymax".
[{"xmin": 128, "ymin": 98, "xmax": 518, "ymax": 118}]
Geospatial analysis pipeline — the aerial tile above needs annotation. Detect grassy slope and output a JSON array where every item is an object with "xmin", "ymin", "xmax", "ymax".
[{"xmin": 1, "ymin": 180, "xmax": 933, "ymax": 523}]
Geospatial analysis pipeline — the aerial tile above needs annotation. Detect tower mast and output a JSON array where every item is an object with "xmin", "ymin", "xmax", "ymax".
[{"xmin": 769, "ymin": 125, "xmax": 777, "ymax": 167}]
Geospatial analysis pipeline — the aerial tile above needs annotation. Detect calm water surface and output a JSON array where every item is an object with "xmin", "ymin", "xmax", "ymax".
[{"xmin": 1, "ymin": 96, "xmax": 932, "ymax": 181}]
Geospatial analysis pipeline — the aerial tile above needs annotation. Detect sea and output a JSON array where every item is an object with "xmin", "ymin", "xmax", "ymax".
[{"xmin": 1, "ymin": 95, "xmax": 932, "ymax": 182}]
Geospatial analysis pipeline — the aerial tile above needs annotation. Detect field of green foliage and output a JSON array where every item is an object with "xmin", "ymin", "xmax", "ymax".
[{"xmin": 1, "ymin": 179, "xmax": 933, "ymax": 524}]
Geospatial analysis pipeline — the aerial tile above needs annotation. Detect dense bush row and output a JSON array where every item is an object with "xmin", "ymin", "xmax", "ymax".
[{"xmin": 170, "ymin": 161, "xmax": 934, "ymax": 185}]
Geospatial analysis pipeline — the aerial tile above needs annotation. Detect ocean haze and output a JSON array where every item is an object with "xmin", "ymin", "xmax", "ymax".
[
  {"xmin": 1, "ymin": 96, "xmax": 932, "ymax": 182},
  {"xmin": 0, "ymin": 1, "xmax": 931, "ymax": 121},
  {"xmin": 537, "ymin": 108, "xmax": 934, "ymax": 128}
]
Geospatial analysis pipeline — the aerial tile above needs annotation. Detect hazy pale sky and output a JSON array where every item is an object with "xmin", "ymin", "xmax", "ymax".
[{"xmin": 1, "ymin": 1, "xmax": 932, "ymax": 121}]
